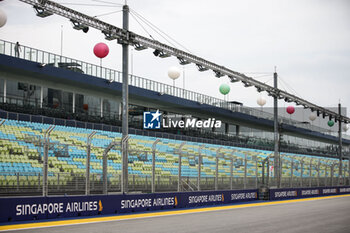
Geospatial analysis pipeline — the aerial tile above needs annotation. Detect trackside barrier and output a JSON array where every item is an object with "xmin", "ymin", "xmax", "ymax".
[
  {"xmin": 269, "ymin": 186, "xmax": 350, "ymax": 200},
  {"xmin": 0, "ymin": 189, "xmax": 258, "ymax": 223}
]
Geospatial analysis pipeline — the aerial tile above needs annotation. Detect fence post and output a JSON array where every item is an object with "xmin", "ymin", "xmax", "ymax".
[
  {"xmin": 309, "ymin": 158, "xmax": 313, "ymax": 187},
  {"xmin": 331, "ymin": 163, "xmax": 334, "ymax": 186},
  {"xmin": 279, "ymin": 155, "xmax": 283, "ymax": 188},
  {"xmin": 262, "ymin": 155, "xmax": 271, "ymax": 187},
  {"xmin": 230, "ymin": 157, "xmax": 233, "ymax": 190},
  {"xmin": 230, "ymin": 150, "xmax": 236, "ymax": 190},
  {"xmin": 317, "ymin": 159, "xmax": 320, "ymax": 187},
  {"xmin": 177, "ymin": 142, "xmax": 186, "ymax": 192},
  {"xmin": 145, "ymin": 176, "xmax": 148, "ymax": 190},
  {"xmin": 57, "ymin": 173, "xmax": 60, "ymax": 190},
  {"xmin": 262, "ymin": 158, "xmax": 265, "ymax": 185},
  {"xmin": 178, "ymin": 155, "xmax": 182, "ymax": 192},
  {"xmin": 121, "ymin": 136, "xmax": 130, "ymax": 194},
  {"xmin": 43, "ymin": 125, "xmax": 55, "ymax": 197},
  {"xmin": 255, "ymin": 157, "xmax": 258, "ymax": 189},
  {"xmin": 86, "ymin": 131, "xmax": 96, "ymax": 195},
  {"xmin": 348, "ymin": 159, "xmax": 350, "ymax": 186},
  {"xmin": 38, "ymin": 173, "xmax": 40, "ymax": 190},
  {"xmin": 75, "ymin": 174, "xmax": 78, "ymax": 190},
  {"xmin": 91, "ymin": 174, "xmax": 95, "ymax": 191},
  {"xmin": 290, "ymin": 156, "xmax": 294, "ymax": 188},
  {"xmin": 103, "ymin": 139, "xmax": 122, "ymax": 195},
  {"xmin": 325, "ymin": 165, "xmax": 328, "ymax": 187},
  {"xmin": 338, "ymin": 160, "xmax": 341, "ymax": 186},
  {"xmin": 267, "ymin": 158, "xmax": 270, "ymax": 187},
  {"xmin": 197, "ymin": 145, "xmax": 205, "ymax": 191},
  {"xmin": 215, "ymin": 147, "xmax": 222, "ymax": 191},
  {"xmin": 244, "ymin": 154, "xmax": 247, "ymax": 189},
  {"xmin": 16, "ymin": 173, "xmax": 19, "ymax": 191},
  {"xmin": 300, "ymin": 158, "xmax": 304, "ymax": 187},
  {"xmin": 151, "ymin": 139, "xmax": 160, "ymax": 193}
]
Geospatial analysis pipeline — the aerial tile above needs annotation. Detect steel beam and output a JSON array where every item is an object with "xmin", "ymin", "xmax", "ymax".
[{"xmin": 18, "ymin": 0, "xmax": 350, "ymax": 124}]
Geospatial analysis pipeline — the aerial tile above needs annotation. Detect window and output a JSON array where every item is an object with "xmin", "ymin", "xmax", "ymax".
[{"xmin": 6, "ymin": 80, "xmax": 41, "ymax": 107}]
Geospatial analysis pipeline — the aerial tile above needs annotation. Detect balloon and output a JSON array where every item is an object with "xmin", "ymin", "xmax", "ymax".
[
  {"xmin": 0, "ymin": 9, "xmax": 7, "ymax": 28},
  {"xmin": 257, "ymin": 96, "xmax": 266, "ymax": 107},
  {"xmin": 328, "ymin": 120, "xmax": 334, "ymax": 127},
  {"xmin": 168, "ymin": 66, "xmax": 181, "ymax": 80},
  {"xmin": 219, "ymin": 84, "xmax": 230, "ymax": 95},
  {"xmin": 309, "ymin": 112, "xmax": 317, "ymax": 121},
  {"xmin": 93, "ymin": 43, "xmax": 109, "ymax": 58},
  {"xmin": 286, "ymin": 106, "xmax": 295, "ymax": 114}
]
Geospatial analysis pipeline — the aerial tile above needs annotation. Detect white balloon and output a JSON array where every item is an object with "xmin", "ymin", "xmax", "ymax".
[
  {"xmin": 309, "ymin": 112, "xmax": 317, "ymax": 121},
  {"xmin": 257, "ymin": 96, "xmax": 266, "ymax": 107},
  {"xmin": 343, "ymin": 124, "xmax": 348, "ymax": 132},
  {"xmin": 168, "ymin": 66, "xmax": 181, "ymax": 80},
  {"xmin": 0, "ymin": 9, "xmax": 7, "ymax": 28}
]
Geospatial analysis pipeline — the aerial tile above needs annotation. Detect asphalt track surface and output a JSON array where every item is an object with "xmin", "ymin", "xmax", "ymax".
[{"xmin": 2, "ymin": 195, "xmax": 350, "ymax": 233}]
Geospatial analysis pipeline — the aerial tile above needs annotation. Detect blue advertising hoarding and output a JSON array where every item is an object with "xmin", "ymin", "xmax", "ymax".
[
  {"xmin": 0, "ymin": 189, "xmax": 258, "ymax": 223},
  {"xmin": 269, "ymin": 186, "xmax": 350, "ymax": 200},
  {"xmin": 1, "ymin": 186, "xmax": 349, "ymax": 223}
]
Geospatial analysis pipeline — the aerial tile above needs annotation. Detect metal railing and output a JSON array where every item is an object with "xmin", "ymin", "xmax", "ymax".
[
  {"xmin": 0, "ymin": 103, "xmax": 346, "ymax": 158},
  {"xmin": 0, "ymin": 39, "xmax": 338, "ymax": 135}
]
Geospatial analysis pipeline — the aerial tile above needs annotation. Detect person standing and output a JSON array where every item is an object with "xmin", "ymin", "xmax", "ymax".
[{"xmin": 14, "ymin": 41, "xmax": 21, "ymax": 57}]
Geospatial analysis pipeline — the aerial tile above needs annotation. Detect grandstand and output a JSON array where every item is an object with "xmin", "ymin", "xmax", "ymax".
[
  {"xmin": 0, "ymin": 37, "xmax": 349, "ymax": 196},
  {"xmin": 0, "ymin": 119, "xmax": 348, "ymax": 195}
]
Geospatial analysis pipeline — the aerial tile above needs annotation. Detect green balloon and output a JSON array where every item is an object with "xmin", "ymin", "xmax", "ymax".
[
  {"xmin": 219, "ymin": 84, "xmax": 230, "ymax": 95},
  {"xmin": 328, "ymin": 120, "xmax": 334, "ymax": 127}
]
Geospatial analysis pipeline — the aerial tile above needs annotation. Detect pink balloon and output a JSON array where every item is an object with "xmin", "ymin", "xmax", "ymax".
[
  {"xmin": 93, "ymin": 43, "xmax": 109, "ymax": 58},
  {"xmin": 286, "ymin": 106, "xmax": 295, "ymax": 114}
]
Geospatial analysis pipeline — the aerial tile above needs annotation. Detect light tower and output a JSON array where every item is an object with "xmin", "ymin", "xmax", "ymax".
[{"xmin": 121, "ymin": 3, "xmax": 129, "ymax": 194}]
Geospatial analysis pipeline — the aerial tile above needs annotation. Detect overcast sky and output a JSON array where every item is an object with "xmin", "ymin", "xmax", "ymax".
[{"xmin": 1, "ymin": 0, "xmax": 350, "ymax": 130}]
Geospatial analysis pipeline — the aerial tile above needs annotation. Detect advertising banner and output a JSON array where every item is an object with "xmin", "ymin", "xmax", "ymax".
[
  {"xmin": 269, "ymin": 186, "xmax": 350, "ymax": 200},
  {"xmin": 0, "ymin": 189, "xmax": 258, "ymax": 223}
]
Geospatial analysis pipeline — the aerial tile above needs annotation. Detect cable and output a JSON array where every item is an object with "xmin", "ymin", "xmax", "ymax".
[
  {"xmin": 59, "ymin": 3, "xmax": 121, "ymax": 7},
  {"xmin": 279, "ymin": 76, "xmax": 304, "ymax": 99},
  {"xmin": 263, "ymin": 77, "xmax": 273, "ymax": 85},
  {"xmin": 130, "ymin": 8, "xmax": 192, "ymax": 53},
  {"xmin": 130, "ymin": 9, "xmax": 178, "ymax": 49},
  {"xmin": 91, "ymin": 0, "xmax": 124, "ymax": 7},
  {"xmin": 251, "ymin": 74, "xmax": 273, "ymax": 79},
  {"xmin": 94, "ymin": 10, "xmax": 123, "ymax": 18},
  {"xmin": 277, "ymin": 79, "xmax": 288, "ymax": 93},
  {"xmin": 130, "ymin": 10, "xmax": 178, "ymax": 49},
  {"xmin": 241, "ymin": 72, "xmax": 272, "ymax": 74},
  {"xmin": 129, "ymin": 12, "xmax": 155, "ymax": 40}
]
